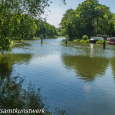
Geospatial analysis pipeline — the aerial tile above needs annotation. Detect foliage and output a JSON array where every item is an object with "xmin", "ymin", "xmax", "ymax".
[
  {"xmin": 84, "ymin": 40, "xmax": 91, "ymax": 43},
  {"xmin": 80, "ymin": 40, "xmax": 85, "ymax": 43},
  {"xmin": 57, "ymin": 27, "xmax": 63, "ymax": 36},
  {"xmin": 0, "ymin": 0, "xmax": 62, "ymax": 53},
  {"xmin": 82, "ymin": 35, "xmax": 88, "ymax": 40},
  {"xmin": 61, "ymin": 0, "xmax": 115, "ymax": 41},
  {"xmin": 14, "ymin": 40, "xmax": 23, "ymax": 43},
  {"xmin": 106, "ymin": 41, "xmax": 110, "ymax": 44},
  {"xmin": 74, "ymin": 39, "xmax": 80, "ymax": 42},
  {"xmin": 33, "ymin": 37, "xmax": 40, "ymax": 40},
  {"xmin": 96, "ymin": 40, "xmax": 110, "ymax": 44},
  {"xmin": 96, "ymin": 40, "xmax": 104, "ymax": 44},
  {"xmin": 79, "ymin": 39, "xmax": 90, "ymax": 43},
  {"xmin": 62, "ymin": 55, "xmax": 109, "ymax": 82}
]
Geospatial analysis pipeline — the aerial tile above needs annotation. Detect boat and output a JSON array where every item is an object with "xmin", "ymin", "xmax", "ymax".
[
  {"xmin": 108, "ymin": 38, "xmax": 115, "ymax": 45},
  {"xmin": 89, "ymin": 37, "xmax": 103, "ymax": 43},
  {"xmin": 89, "ymin": 38, "xmax": 99, "ymax": 43}
]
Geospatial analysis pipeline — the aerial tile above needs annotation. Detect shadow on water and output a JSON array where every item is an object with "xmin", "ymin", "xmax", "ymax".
[
  {"xmin": 61, "ymin": 55, "xmax": 109, "ymax": 82},
  {"xmin": 0, "ymin": 53, "xmax": 68, "ymax": 115},
  {"xmin": 0, "ymin": 53, "xmax": 46, "ymax": 114},
  {"xmin": 0, "ymin": 73, "xmax": 47, "ymax": 115},
  {"xmin": 0, "ymin": 53, "xmax": 32, "ymax": 65}
]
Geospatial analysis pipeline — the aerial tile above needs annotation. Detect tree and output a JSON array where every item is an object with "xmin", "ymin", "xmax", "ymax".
[
  {"xmin": 61, "ymin": 0, "xmax": 114, "ymax": 40},
  {"xmin": 0, "ymin": 0, "xmax": 66, "ymax": 52}
]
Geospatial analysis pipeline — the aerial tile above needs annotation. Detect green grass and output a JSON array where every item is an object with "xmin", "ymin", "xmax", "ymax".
[{"xmin": 60, "ymin": 43, "xmax": 66, "ymax": 45}]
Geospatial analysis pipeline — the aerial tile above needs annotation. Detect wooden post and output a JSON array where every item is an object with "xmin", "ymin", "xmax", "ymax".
[
  {"xmin": 103, "ymin": 37, "xmax": 106, "ymax": 49},
  {"xmin": 103, "ymin": 40, "xmax": 105, "ymax": 49},
  {"xmin": 65, "ymin": 37, "xmax": 67, "ymax": 46}
]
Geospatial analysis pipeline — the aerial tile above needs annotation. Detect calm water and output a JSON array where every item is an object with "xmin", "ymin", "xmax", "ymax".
[{"xmin": 1, "ymin": 37, "xmax": 115, "ymax": 115}]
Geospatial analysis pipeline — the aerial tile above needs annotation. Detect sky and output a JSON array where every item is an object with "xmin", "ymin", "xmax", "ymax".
[{"xmin": 43, "ymin": 0, "xmax": 115, "ymax": 28}]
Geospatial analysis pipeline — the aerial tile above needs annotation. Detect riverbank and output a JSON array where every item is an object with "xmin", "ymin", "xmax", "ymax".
[
  {"xmin": 11, "ymin": 40, "xmax": 30, "ymax": 48},
  {"xmin": 13, "ymin": 37, "xmax": 40, "ymax": 40}
]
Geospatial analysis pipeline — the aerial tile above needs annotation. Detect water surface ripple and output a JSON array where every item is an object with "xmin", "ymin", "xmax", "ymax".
[{"xmin": 0, "ymin": 37, "xmax": 115, "ymax": 115}]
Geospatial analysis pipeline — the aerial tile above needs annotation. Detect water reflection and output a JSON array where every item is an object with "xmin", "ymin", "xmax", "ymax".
[
  {"xmin": 0, "ymin": 53, "xmax": 46, "ymax": 114},
  {"xmin": 0, "ymin": 62, "xmax": 47, "ymax": 115},
  {"xmin": 0, "ymin": 53, "xmax": 67, "ymax": 115},
  {"xmin": 111, "ymin": 57, "xmax": 115, "ymax": 78},
  {"xmin": 90, "ymin": 44, "xmax": 94, "ymax": 58},
  {"xmin": 0, "ymin": 53, "xmax": 32, "ymax": 65},
  {"xmin": 61, "ymin": 55, "xmax": 109, "ymax": 81},
  {"xmin": 0, "ymin": 53, "xmax": 32, "ymax": 82},
  {"xmin": 0, "ymin": 77, "xmax": 48, "ymax": 114}
]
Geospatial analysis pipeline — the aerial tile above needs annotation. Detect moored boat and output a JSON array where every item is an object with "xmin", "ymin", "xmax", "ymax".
[
  {"xmin": 108, "ymin": 38, "xmax": 115, "ymax": 45},
  {"xmin": 89, "ymin": 38, "xmax": 99, "ymax": 43},
  {"xmin": 89, "ymin": 37, "xmax": 103, "ymax": 43}
]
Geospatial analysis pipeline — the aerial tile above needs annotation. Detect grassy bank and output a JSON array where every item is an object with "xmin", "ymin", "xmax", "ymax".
[
  {"xmin": 12, "ymin": 37, "xmax": 40, "ymax": 40},
  {"xmin": 11, "ymin": 40, "xmax": 30, "ymax": 48},
  {"xmin": 23, "ymin": 37, "xmax": 40, "ymax": 40},
  {"xmin": 47, "ymin": 35, "xmax": 58, "ymax": 39}
]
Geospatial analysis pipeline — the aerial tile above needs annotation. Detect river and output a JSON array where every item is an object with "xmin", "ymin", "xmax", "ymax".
[{"xmin": 0, "ymin": 37, "xmax": 115, "ymax": 115}]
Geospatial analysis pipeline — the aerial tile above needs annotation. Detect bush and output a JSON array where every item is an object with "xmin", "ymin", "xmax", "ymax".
[
  {"xmin": 106, "ymin": 41, "xmax": 109, "ymax": 44},
  {"xmin": 33, "ymin": 37, "xmax": 40, "ymax": 40},
  {"xmin": 74, "ymin": 39, "xmax": 80, "ymax": 42},
  {"xmin": 96, "ymin": 40, "xmax": 109, "ymax": 44},
  {"xmin": 82, "ymin": 35, "xmax": 88, "ymax": 40},
  {"xmin": 80, "ymin": 40, "xmax": 85, "ymax": 43},
  {"xmin": 14, "ymin": 40, "xmax": 23, "ymax": 43},
  {"xmin": 10, "ymin": 41, "xmax": 14, "ymax": 47},
  {"xmin": 84, "ymin": 40, "xmax": 90, "ymax": 43},
  {"xmin": 96, "ymin": 40, "xmax": 104, "ymax": 44}
]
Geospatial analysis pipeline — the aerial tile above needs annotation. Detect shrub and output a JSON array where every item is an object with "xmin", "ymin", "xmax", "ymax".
[
  {"xmin": 14, "ymin": 40, "xmax": 23, "ymax": 43},
  {"xmin": 33, "ymin": 37, "xmax": 40, "ymax": 40},
  {"xmin": 96, "ymin": 40, "xmax": 109, "ymax": 44},
  {"xmin": 74, "ymin": 39, "xmax": 80, "ymax": 42},
  {"xmin": 96, "ymin": 40, "xmax": 104, "ymax": 44},
  {"xmin": 10, "ymin": 41, "xmax": 14, "ymax": 47},
  {"xmin": 82, "ymin": 35, "xmax": 88, "ymax": 40},
  {"xmin": 106, "ymin": 41, "xmax": 109, "ymax": 44},
  {"xmin": 80, "ymin": 40, "xmax": 85, "ymax": 43},
  {"xmin": 84, "ymin": 40, "xmax": 90, "ymax": 43}
]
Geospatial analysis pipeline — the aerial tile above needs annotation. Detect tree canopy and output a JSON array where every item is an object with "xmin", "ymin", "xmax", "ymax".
[
  {"xmin": 0, "ymin": 0, "xmax": 63, "ymax": 52},
  {"xmin": 61, "ymin": 0, "xmax": 115, "ymax": 41}
]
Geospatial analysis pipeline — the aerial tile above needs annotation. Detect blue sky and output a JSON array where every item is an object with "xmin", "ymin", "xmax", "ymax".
[{"xmin": 44, "ymin": 0, "xmax": 115, "ymax": 28}]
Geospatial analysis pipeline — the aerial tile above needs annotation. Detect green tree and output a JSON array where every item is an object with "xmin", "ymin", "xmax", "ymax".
[
  {"xmin": 0, "ymin": 0, "xmax": 66, "ymax": 52},
  {"xmin": 61, "ymin": 0, "xmax": 114, "ymax": 40}
]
